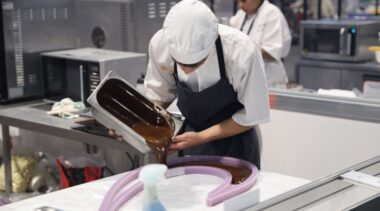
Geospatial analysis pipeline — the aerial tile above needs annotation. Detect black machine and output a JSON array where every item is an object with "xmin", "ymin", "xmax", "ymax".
[
  {"xmin": 1, "ymin": 0, "xmax": 180, "ymax": 104},
  {"xmin": 0, "ymin": 0, "xmax": 77, "ymax": 104},
  {"xmin": 301, "ymin": 20, "xmax": 380, "ymax": 62}
]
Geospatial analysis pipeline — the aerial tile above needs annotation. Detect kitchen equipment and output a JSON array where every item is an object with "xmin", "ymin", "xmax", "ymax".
[
  {"xmin": 75, "ymin": 0, "xmax": 179, "ymax": 54},
  {"xmin": 0, "ymin": 0, "xmax": 77, "ymax": 104},
  {"xmin": 42, "ymin": 48, "xmax": 146, "ymax": 104},
  {"xmin": 296, "ymin": 58, "xmax": 380, "ymax": 91},
  {"xmin": 99, "ymin": 156, "xmax": 259, "ymax": 211},
  {"xmin": 249, "ymin": 155, "xmax": 380, "ymax": 210},
  {"xmin": 74, "ymin": 0, "xmax": 135, "ymax": 52},
  {"xmin": 301, "ymin": 20, "xmax": 380, "ymax": 62},
  {"xmin": 87, "ymin": 71, "xmax": 182, "ymax": 156}
]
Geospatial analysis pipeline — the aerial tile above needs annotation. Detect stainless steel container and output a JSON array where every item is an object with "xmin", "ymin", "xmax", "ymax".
[{"xmin": 87, "ymin": 71, "xmax": 182, "ymax": 154}]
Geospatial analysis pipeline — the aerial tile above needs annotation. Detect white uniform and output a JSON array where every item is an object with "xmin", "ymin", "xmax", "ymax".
[
  {"xmin": 144, "ymin": 24, "xmax": 270, "ymax": 127},
  {"xmin": 230, "ymin": 0, "xmax": 291, "ymax": 87}
]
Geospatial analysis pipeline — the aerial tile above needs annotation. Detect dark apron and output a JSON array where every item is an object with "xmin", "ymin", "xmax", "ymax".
[{"xmin": 173, "ymin": 36, "xmax": 261, "ymax": 168}]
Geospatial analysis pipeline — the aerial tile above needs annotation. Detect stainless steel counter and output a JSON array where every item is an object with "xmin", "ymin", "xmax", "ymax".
[
  {"xmin": 296, "ymin": 59, "xmax": 380, "ymax": 91},
  {"xmin": 297, "ymin": 59, "xmax": 380, "ymax": 73},
  {"xmin": 248, "ymin": 155, "xmax": 380, "ymax": 210},
  {"xmin": 269, "ymin": 89, "xmax": 380, "ymax": 123},
  {"xmin": 0, "ymin": 102, "xmax": 152, "ymax": 195}
]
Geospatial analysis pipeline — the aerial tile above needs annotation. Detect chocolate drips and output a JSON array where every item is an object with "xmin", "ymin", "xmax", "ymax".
[
  {"xmin": 96, "ymin": 78, "xmax": 252, "ymax": 185},
  {"xmin": 172, "ymin": 161, "xmax": 252, "ymax": 184}
]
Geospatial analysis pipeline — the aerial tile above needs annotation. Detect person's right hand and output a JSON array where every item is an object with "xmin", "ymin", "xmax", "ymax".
[{"xmin": 108, "ymin": 129, "xmax": 124, "ymax": 142}]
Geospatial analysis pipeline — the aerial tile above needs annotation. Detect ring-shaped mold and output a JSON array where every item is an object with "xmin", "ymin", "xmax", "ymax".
[{"xmin": 98, "ymin": 156, "xmax": 259, "ymax": 211}]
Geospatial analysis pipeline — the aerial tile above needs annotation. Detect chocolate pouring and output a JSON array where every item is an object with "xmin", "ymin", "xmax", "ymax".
[
  {"xmin": 87, "ymin": 71, "xmax": 182, "ymax": 163},
  {"xmin": 90, "ymin": 72, "xmax": 260, "ymax": 210}
]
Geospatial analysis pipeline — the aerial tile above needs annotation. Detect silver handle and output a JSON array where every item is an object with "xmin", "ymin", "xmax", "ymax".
[
  {"xmin": 79, "ymin": 65, "xmax": 84, "ymax": 103},
  {"xmin": 346, "ymin": 32, "xmax": 352, "ymax": 56},
  {"xmin": 339, "ymin": 27, "xmax": 346, "ymax": 55}
]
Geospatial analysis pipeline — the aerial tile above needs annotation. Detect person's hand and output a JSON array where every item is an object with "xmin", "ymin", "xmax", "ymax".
[
  {"xmin": 168, "ymin": 131, "xmax": 204, "ymax": 153},
  {"xmin": 108, "ymin": 129, "xmax": 124, "ymax": 142}
]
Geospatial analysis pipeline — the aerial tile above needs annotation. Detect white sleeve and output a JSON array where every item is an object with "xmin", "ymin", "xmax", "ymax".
[
  {"xmin": 259, "ymin": 10, "xmax": 291, "ymax": 60},
  {"xmin": 144, "ymin": 32, "xmax": 177, "ymax": 103},
  {"xmin": 230, "ymin": 43, "xmax": 270, "ymax": 126}
]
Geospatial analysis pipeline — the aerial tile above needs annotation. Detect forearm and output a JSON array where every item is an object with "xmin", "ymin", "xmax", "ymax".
[
  {"xmin": 261, "ymin": 48, "xmax": 275, "ymax": 62},
  {"xmin": 198, "ymin": 118, "xmax": 254, "ymax": 143}
]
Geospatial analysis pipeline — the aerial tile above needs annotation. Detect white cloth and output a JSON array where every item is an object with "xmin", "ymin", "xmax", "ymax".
[
  {"xmin": 144, "ymin": 24, "xmax": 270, "ymax": 127},
  {"xmin": 230, "ymin": 0, "xmax": 291, "ymax": 86},
  {"xmin": 46, "ymin": 98, "xmax": 85, "ymax": 119},
  {"xmin": 163, "ymin": 0, "xmax": 218, "ymax": 64}
]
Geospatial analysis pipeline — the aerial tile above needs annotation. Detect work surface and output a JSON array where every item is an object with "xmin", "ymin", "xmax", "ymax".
[
  {"xmin": 0, "ymin": 102, "xmax": 135, "ymax": 151},
  {"xmin": 1, "ymin": 171, "xmax": 309, "ymax": 211},
  {"xmin": 0, "ymin": 102, "xmax": 152, "ymax": 195}
]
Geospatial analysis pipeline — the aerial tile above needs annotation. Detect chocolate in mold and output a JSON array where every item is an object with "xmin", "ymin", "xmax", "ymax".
[
  {"xmin": 172, "ymin": 161, "xmax": 252, "ymax": 184},
  {"xmin": 97, "ymin": 79, "xmax": 174, "ymax": 164}
]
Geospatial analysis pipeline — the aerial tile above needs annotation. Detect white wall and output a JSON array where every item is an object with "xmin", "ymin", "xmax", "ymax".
[{"xmin": 260, "ymin": 109, "xmax": 380, "ymax": 181}]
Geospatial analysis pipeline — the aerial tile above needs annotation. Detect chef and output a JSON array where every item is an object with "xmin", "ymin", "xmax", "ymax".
[
  {"xmin": 230, "ymin": 0, "xmax": 292, "ymax": 88},
  {"xmin": 111, "ymin": 0, "xmax": 270, "ymax": 168}
]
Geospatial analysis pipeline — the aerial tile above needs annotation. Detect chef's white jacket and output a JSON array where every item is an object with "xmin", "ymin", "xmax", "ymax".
[
  {"xmin": 230, "ymin": 0, "xmax": 291, "ymax": 86},
  {"xmin": 144, "ymin": 24, "xmax": 270, "ymax": 127}
]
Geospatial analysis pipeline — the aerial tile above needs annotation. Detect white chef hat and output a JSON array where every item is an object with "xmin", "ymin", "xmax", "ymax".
[{"xmin": 163, "ymin": 0, "xmax": 218, "ymax": 64}]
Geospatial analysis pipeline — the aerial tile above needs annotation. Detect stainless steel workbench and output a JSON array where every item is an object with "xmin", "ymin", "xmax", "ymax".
[
  {"xmin": 296, "ymin": 59, "xmax": 380, "ymax": 91},
  {"xmin": 269, "ymin": 89, "xmax": 380, "ymax": 124},
  {"xmin": 0, "ymin": 101, "xmax": 152, "ymax": 195},
  {"xmin": 247, "ymin": 155, "xmax": 380, "ymax": 210}
]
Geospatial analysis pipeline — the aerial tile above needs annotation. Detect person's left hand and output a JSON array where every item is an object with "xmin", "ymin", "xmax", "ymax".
[{"xmin": 168, "ymin": 131, "xmax": 204, "ymax": 152}]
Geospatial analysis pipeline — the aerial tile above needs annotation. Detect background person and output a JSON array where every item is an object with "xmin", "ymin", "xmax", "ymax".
[{"xmin": 230, "ymin": 0, "xmax": 292, "ymax": 88}]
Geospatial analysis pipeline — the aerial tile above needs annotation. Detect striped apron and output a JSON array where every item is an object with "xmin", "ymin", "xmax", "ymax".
[{"xmin": 173, "ymin": 36, "xmax": 261, "ymax": 168}]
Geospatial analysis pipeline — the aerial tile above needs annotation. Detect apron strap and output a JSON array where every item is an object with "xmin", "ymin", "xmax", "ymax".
[
  {"xmin": 215, "ymin": 36, "xmax": 227, "ymax": 80},
  {"xmin": 239, "ymin": 0, "xmax": 264, "ymax": 35},
  {"xmin": 240, "ymin": 14, "xmax": 254, "ymax": 35}
]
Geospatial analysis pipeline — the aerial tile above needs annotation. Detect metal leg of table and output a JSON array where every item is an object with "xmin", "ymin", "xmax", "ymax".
[
  {"xmin": 85, "ymin": 144, "xmax": 98, "ymax": 154},
  {"xmin": 2, "ymin": 124, "xmax": 12, "ymax": 195},
  {"xmin": 143, "ymin": 154, "xmax": 150, "ymax": 165}
]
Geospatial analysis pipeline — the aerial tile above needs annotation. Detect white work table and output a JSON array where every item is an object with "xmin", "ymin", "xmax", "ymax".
[{"xmin": 1, "ymin": 171, "xmax": 309, "ymax": 211}]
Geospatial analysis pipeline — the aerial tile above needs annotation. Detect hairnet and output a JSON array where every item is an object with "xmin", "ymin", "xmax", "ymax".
[{"xmin": 163, "ymin": 0, "xmax": 218, "ymax": 64}]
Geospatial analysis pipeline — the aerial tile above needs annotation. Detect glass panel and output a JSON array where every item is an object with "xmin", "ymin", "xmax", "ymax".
[{"xmin": 303, "ymin": 28, "xmax": 340, "ymax": 54}]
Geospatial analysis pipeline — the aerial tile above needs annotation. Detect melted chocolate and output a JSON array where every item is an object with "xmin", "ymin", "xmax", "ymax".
[
  {"xmin": 97, "ymin": 79, "xmax": 174, "ymax": 163},
  {"xmin": 173, "ymin": 161, "xmax": 252, "ymax": 184},
  {"xmin": 96, "ymin": 79, "xmax": 253, "ymax": 184},
  {"xmin": 133, "ymin": 122, "xmax": 172, "ymax": 164}
]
